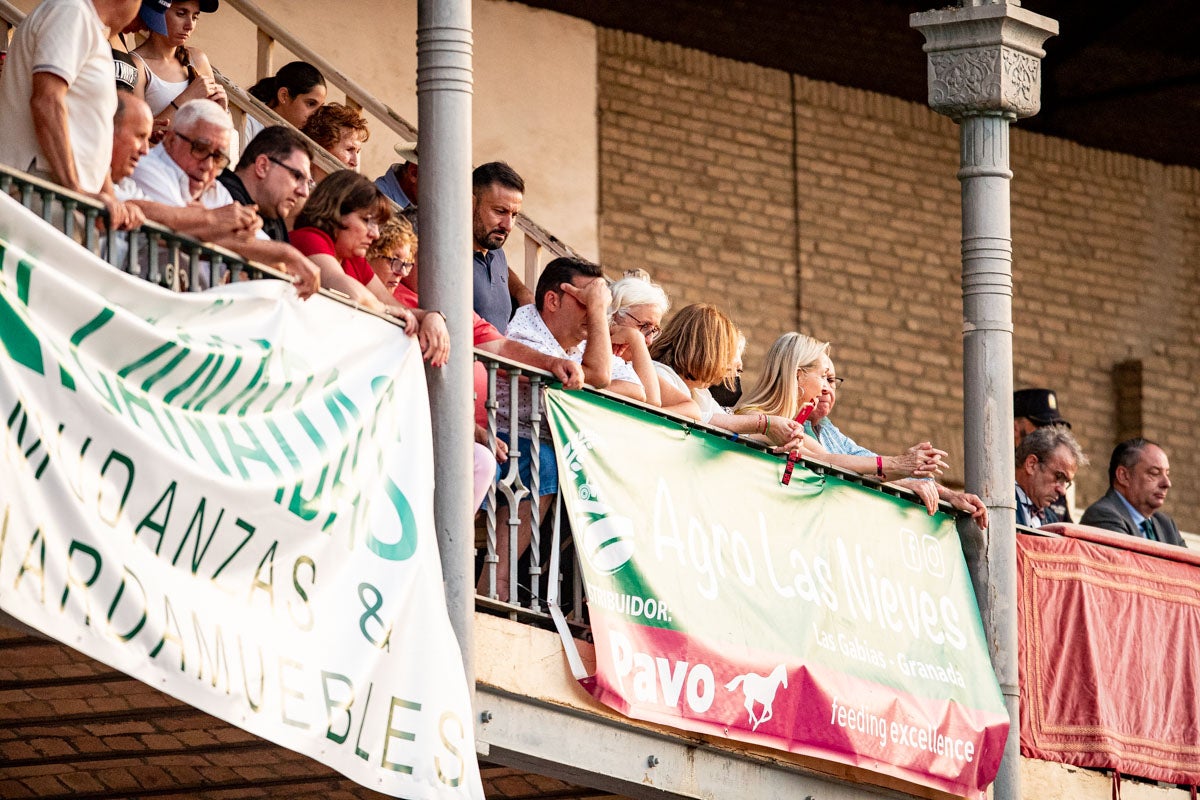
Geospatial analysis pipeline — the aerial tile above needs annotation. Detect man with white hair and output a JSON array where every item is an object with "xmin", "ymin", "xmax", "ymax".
[
  {"xmin": 132, "ymin": 98, "xmax": 242, "ymax": 209},
  {"xmin": 131, "ymin": 98, "xmax": 319, "ymax": 297},
  {"xmin": 111, "ymin": 93, "xmax": 273, "ymax": 247}
]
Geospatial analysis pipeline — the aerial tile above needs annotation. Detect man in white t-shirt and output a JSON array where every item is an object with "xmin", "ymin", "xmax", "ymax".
[
  {"xmin": 130, "ymin": 99, "xmax": 320, "ymax": 297},
  {"xmin": 0, "ymin": 0, "xmax": 151, "ymax": 229}
]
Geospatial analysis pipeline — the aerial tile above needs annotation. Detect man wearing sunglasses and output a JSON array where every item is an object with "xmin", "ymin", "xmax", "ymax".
[{"xmin": 131, "ymin": 99, "xmax": 319, "ymax": 297}]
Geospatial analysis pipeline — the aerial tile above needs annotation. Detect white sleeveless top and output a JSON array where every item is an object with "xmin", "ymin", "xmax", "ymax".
[{"xmin": 139, "ymin": 57, "xmax": 190, "ymax": 116}]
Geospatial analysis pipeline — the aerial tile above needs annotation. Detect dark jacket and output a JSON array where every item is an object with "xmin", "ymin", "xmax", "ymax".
[
  {"xmin": 217, "ymin": 170, "xmax": 290, "ymax": 243},
  {"xmin": 1080, "ymin": 488, "xmax": 1185, "ymax": 547}
]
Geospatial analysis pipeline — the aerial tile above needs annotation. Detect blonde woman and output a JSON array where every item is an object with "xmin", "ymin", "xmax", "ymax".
[
  {"xmin": 648, "ymin": 305, "xmax": 805, "ymax": 448},
  {"xmin": 735, "ymin": 332, "xmax": 948, "ymax": 482}
]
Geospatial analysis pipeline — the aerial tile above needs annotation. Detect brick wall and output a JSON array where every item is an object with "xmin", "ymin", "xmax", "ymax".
[{"xmin": 597, "ymin": 29, "xmax": 1200, "ymax": 531}]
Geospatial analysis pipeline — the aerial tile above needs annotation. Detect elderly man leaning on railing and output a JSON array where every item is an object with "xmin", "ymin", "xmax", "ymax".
[{"xmin": 126, "ymin": 96, "xmax": 324, "ymax": 296}]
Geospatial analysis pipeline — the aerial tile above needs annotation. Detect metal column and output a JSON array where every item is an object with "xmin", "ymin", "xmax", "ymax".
[
  {"xmin": 417, "ymin": 0, "xmax": 475, "ymax": 689},
  {"xmin": 910, "ymin": 5, "xmax": 1057, "ymax": 800}
]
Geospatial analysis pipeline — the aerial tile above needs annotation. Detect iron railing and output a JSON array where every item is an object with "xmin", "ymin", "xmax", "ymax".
[{"xmin": 3, "ymin": 167, "xmax": 953, "ymax": 636}]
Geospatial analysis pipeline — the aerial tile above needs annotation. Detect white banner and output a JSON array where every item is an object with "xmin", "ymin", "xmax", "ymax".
[{"xmin": 0, "ymin": 194, "xmax": 483, "ymax": 800}]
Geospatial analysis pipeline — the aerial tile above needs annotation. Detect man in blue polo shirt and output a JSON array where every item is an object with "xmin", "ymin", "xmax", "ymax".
[{"xmin": 472, "ymin": 161, "xmax": 534, "ymax": 333}]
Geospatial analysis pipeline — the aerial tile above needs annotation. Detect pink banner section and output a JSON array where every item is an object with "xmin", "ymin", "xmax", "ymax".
[
  {"xmin": 583, "ymin": 618, "xmax": 1008, "ymax": 797},
  {"xmin": 1018, "ymin": 529, "xmax": 1200, "ymax": 785}
]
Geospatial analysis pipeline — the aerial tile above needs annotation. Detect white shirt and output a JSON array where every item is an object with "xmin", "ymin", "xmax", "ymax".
[
  {"xmin": 113, "ymin": 177, "xmax": 146, "ymax": 202},
  {"xmin": 499, "ymin": 304, "xmax": 641, "ymax": 441},
  {"xmin": 240, "ymin": 115, "xmax": 266, "ymax": 157},
  {"xmin": 653, "ymin": 362, "xmax": 722, "ymax": 424},
  {"xmin": 0, "ymin": 0, "xmax": 116, "ymax": 193},
  {"xmin": 131, "ymin": 142, "xmax": 235, "ymax": 209}
]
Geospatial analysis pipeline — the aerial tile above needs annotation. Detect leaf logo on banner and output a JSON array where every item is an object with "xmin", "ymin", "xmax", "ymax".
[
  {"xmin": 580, "ymin": 512, "xmax": 635, "ymax": 574},
  {"xmin": 561, "ymin": 429, "xmax": 635, "ymax": 574}
]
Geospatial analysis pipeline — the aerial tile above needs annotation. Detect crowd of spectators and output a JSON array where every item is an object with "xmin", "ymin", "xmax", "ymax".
[{"xmin": 2, "ymin": 0, "xmax": 1182, "ymax": 614}]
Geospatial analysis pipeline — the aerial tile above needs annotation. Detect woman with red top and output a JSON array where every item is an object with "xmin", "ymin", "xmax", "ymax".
[{"xmin": 289, "ymin": 170, "xmax": 423, "ymax": 335}]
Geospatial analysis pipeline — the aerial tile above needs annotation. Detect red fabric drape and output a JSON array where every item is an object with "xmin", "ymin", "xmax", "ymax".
[{"xmin": 1019, "ymin": 527, "xmax": 1200, "ymax": 784}]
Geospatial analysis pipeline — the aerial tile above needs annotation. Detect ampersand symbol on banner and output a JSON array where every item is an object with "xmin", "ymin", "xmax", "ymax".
[{"xmin": 357, "ymin": 582, "xmax": 392, "ymax": 650}]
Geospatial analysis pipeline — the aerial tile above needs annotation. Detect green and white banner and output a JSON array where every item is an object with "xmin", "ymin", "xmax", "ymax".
[
  {"xmin": 0, "ymin": 194, "xmax": 483, "ymax": 800},
  {"xmin": 547, "ymin": 389, "xmax": 1008, "ymax": 798}
]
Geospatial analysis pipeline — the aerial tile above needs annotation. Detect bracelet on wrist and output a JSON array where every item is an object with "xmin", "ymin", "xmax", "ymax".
[{"xmin": 876, "ymin": 456, "xmax": 885, "ymax": 479}]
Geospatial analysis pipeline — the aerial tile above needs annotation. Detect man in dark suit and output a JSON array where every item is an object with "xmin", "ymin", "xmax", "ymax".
[
  {"xmin": 1015, "ymin": 425, "xmax": 1087, "ymax": 529},
  {"xmin": 1081, "ymin": 438, "xmax": 1185, "ymax": 547}
]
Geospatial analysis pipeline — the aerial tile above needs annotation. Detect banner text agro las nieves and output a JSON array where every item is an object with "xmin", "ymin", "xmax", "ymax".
[{"xmin": 588, "ymin": 478, "xmax": 967, "ymax": 651}]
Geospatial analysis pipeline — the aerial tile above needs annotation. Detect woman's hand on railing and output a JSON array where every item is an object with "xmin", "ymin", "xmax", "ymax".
[
  {"xmin": 942, "ymin": 488, "xmax": 989, "ymax": 529},
  {"xmin": 417, "ymin": 310, "xmax": 450, "ymax": 367},
  {"xmin": 765, "ymin": 415, "xmax": 805, "ymax": 449},
  {"xmin": 385, "ymin": 304, "xmax": 418, "ymax": 334},
  {"xmin": 886, "ymin": 442, "xmax": 949, "ymax": 479},
  {"xmin": 894, "ymin": 478, "xmax": 940, "ymax": 514}
]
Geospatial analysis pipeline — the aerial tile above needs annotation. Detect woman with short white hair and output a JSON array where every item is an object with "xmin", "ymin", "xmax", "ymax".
[
  {"xmin": 606, "ymin": 270, "xmax": 719, "ymax": 417},
  {"xmin": 606, "ymin": 271, "xmax": 672, "ymax": 407}
]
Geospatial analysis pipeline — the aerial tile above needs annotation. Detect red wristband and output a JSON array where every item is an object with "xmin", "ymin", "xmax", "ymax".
[{"xmin": 876, "ymin": 456, "xmax": 884, "ymax": 479}]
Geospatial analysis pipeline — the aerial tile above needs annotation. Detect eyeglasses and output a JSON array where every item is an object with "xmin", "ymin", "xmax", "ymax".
[
  {"xmin": 1037, "ymin": 461, "xmax": 1073, "ymax": 490},
  {"xmin": 385, "ymin": 256, "xmax": 415, "ymax": 274},
  {"xmin": 341, "ymin": 212, "xmax": 380, "ymax": 232},
  {"xmin": 799, "ymin": 367, "xmax": 840, "ymax": 386},
  {"xmin": 267, "ymin": 156, "xmax": 316, "ymax": 191},
  {"xmin": 618, "ymin": 309, "xmax": 661, "ymax": 341},
  {"xmin": 173, "ymin": 131, "xmax": 230, "ymax": 170}
]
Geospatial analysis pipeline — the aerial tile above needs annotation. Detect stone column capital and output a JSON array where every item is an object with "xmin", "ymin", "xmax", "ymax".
[{"xmin": 910, "ymin": 3, "xmax": 1058, "ymax": 121}]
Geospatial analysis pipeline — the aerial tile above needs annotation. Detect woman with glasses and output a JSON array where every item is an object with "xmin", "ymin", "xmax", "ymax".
[
  {"xmin": 364, "ymin": 217, "xmax": 449, "ymax": 367},
  {"xmin": 289, "ymin": 171, "xmax": 419, "ymax": 331},
  {"xmin": 606, "ymin": 272, "xmax": 671, "ymax": 407},
  {"xmin": 131, "ymin": 0, "xmax": 228, "ymax": 142},
  {"xmin": 735, "ymin": 333, "xmax": 960, "ymax": 495},
  {"xmin": 805, "ymin": 350, "xmax": 989, "ymax": 526}
]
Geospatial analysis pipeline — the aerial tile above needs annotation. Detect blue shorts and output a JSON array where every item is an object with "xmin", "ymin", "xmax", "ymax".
[{"xmin": 496, "ymin": 434, "xmax": 558, "ymax": 497}]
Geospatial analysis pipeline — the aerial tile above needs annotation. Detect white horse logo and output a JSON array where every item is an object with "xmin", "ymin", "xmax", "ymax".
[{"xmin": 724, "ymin": 664, "xmax": 789, "ymax": 731}]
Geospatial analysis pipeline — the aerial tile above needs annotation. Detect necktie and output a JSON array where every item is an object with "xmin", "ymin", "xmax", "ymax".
[{"xmin": 1140, "ymin": 519, "xmax": 1158, "ymax": 541}]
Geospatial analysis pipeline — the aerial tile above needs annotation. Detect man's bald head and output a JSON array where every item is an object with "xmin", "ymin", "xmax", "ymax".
[{"xmin": 111, "ymin": 93, "xmax": 154, "ymax": 183}]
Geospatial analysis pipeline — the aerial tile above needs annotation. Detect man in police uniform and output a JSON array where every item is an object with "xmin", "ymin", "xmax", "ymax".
[{"xmin": 1014, "ymin": 388, "xmax": 1074, "ymax": 521}]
